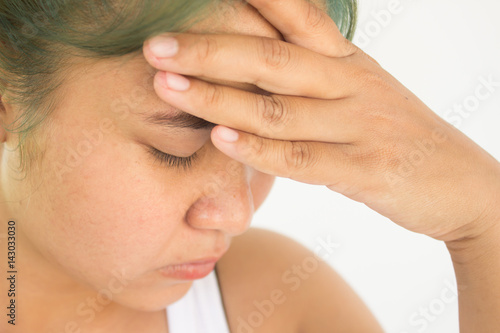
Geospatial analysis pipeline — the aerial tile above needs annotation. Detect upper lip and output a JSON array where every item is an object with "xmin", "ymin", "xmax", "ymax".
[
  {"xmin": 172, "ymin": 257, "xmax": 221, "ymax": 265},
  {"xmin": 165, "ymin": 247, "xmax": 229, "ymax": 267}
]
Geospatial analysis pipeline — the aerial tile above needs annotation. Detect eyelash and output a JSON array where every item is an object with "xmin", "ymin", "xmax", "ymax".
[{"xmin": 148, "ymin": 147, "xmax": 199, "ymax": 170}]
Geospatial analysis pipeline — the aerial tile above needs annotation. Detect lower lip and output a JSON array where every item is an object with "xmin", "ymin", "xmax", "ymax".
[{"xmin": 158, "ymin": 262, "xmax": 216, "ymax": 280}]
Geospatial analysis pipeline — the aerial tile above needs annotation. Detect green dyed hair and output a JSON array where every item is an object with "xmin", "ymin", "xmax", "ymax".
[{"xmin": 0, "ymin": 0, "xmax": 357, "ymax": 176}]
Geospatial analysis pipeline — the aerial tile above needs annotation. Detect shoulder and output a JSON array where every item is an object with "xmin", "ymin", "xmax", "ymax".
[{"xmin": 216, "ymin": 227, "xmax": 384, "ymax": 333}]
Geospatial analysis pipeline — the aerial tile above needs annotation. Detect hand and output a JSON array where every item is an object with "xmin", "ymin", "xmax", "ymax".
[{"xmin": 143, "ymin": 0, "xmax": 500, "ymax": 242}]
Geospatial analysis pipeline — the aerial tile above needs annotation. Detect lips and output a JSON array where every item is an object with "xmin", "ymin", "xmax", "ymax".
[
  {"xmin": 158, "ymin": 261, "xmax": 216, "ymax": 280},
  {"xmin": 158, "ymin": 241, "xmax": 229, "ymax": 281},
  {"xmin": 158, "ymin": 258, "xmax": 219, "ymax": 280}
]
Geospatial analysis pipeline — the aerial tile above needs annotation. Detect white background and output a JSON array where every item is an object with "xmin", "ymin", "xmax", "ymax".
[{"xmin": 252, "ymin": 1, "xmax": 500, "ymax": 332}]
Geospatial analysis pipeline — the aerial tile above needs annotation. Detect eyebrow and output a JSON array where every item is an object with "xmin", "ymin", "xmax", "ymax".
[{"xmin": 140, "ymin": 110, "xmax": 217, "ymax": 131}]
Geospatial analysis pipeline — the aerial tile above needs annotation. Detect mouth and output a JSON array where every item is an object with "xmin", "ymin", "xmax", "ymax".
[
  {"xmin": 158, "ymin": 256, "xmax": 222, "ymax": 280},
  {"xmin": 158, "ymin": 258, "xmax": 219, "ymax": 280}
]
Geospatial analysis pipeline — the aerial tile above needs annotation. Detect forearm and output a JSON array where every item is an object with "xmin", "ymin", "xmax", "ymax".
[{"xmin": 445, "ymin": 215, "xmax": 500, "ymax": 332}]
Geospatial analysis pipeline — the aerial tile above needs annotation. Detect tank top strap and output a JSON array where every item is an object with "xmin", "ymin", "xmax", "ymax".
[{"xmin": 166, "ymin": 269, "xmax": 231, "ymax": 333}]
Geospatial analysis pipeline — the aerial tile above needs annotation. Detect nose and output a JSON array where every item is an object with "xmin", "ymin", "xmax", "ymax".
[{"xmin": 185, "ymin": 159, "xmax": 255, "ymax": 237}]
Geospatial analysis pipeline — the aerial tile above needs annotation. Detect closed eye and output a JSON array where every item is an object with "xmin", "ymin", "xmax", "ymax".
[{"xmin": 148, "ymin": 146, "xmax": 199, "ymax": 170}]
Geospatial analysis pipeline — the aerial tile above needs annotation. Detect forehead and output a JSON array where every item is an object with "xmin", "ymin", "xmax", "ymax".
[{"xmin": 54, "ymin": 2, "xmax": 300, "ymax": 129}]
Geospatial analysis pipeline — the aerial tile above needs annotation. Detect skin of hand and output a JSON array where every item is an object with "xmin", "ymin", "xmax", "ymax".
[{"xmin": 142, "ymin": 0, "xmax": 500, "ymax": 245}]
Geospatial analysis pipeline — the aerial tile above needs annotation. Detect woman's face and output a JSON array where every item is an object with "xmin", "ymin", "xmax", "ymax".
[{"xmin": 0, "ymin": 2, "xmax": 278, "ymax": 311}]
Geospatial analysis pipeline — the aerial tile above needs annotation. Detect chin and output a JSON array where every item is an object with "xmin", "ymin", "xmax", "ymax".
[{"xmin": 112, "ymin": 281, "xmax": 194, "ymax": 312}]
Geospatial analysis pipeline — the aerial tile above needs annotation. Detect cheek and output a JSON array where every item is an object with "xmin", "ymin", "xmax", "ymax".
[{"xmin": 21, "ymin": 132, "xmax": 189, "ymax": 286}]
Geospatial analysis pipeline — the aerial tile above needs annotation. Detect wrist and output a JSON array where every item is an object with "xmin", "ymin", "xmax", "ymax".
[
  {"xmin": 445, "ymin": 210, "xmax": 500, "ymax": 333},
  {"xmin": 445, "ymin": 210, "xmax": 500, "ymax": 265}
]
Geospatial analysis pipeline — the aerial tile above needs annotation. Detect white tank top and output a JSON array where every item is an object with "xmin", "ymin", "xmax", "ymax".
[{"xmin": 166, "ymin": 269, "xmax": 231, "ymax": 333}]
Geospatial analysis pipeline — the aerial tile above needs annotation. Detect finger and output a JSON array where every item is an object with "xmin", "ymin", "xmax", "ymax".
[
  {"xmin": 144, "ymin": 33, "xmax": 353, "ymax": 99},
  {"xmin": 246, "ymin": 0, "xmax": 357, "ymax": 57},
  {"xmin": 154, "ymin": 72, "xmax": 361, "ymax": 143},
  {"xmin": 211, "ymin": 125, "xmax": 354, "ymax": 186}
]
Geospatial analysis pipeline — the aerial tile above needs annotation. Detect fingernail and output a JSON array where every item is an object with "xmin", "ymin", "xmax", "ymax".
[
  {"xmin": 149, "ymin": 36, "xmax": 179, "ymax": 58},
  {"xmin": 165, "ymin": 73, "xmax": 190, "ymax": 91},
  {"xmin": 217, "ymin": 127, "xmax": 239, "ymax": 143}
]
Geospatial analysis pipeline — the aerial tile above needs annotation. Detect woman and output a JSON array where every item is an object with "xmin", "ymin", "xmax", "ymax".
[{"xmin": 1, "ymin": 0, "xmax": 498, "ymax": 332}]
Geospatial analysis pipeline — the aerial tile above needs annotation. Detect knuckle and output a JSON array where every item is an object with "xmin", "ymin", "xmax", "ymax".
[
  {"xmin": 195, "ymin": 35, "xmax": 218, "ymax": 64},
  {"xmin": 338, "ymin": 144, "xmax": 375, "ymax": 174},
  {"xmin": 306, "ymin": 4, "xmax": 328, "ymax": 31},
  {"xmin": 284, "ymin": 141, "xmax": 315, "ymax": 176},
  {"xmin": 244, "ymin": 135, "xmax": 266, "ymax": 160},
  {"xmin": 366, "ymin": 144, "xmax": 402, "ymax": 173},
  {"xmin": 358, "ymin": 104, "xmax": 399, "ymax": 139},
  {"xmin": 347, "ymin": 135, "xmax": 401, "ymax": 173},
  {"xmin": 357, "ymin": 69, "xmax": 389, "ymax": 90},
  {"xmin": 258, "ymin": 38, "xmax": 292, "ymax": 70},
  {"xmin": 256, "ymin": 95, "xmax": 289, "ymax": 131},
  {"xmin": 203, "ymin": 84, "xmax": 224, "ymax": 106}
]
